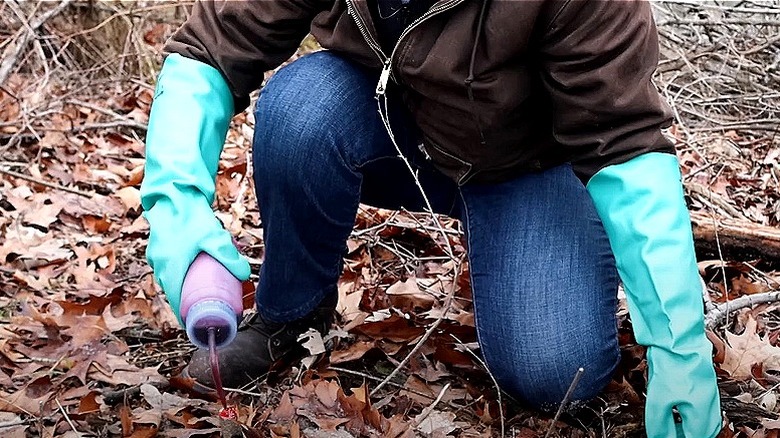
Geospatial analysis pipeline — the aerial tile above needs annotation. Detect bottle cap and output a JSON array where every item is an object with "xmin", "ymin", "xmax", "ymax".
[{"xmin": 185, "ymin": 299, "xmax": 240, "ymax": 349}]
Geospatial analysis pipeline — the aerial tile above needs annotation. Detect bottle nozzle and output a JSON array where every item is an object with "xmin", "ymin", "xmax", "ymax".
[{"xmin": 184, "ymin": 300, "xmax": 239, "ymax": 349}]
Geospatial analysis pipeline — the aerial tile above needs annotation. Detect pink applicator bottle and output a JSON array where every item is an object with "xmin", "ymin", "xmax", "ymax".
[{"xmin": 180, "ymin": 252, "xmax": 244, "ymax": 349}]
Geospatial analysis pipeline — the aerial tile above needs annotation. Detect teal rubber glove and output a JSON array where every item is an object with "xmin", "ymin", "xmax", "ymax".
[
  {"xmin": 586, "ymin": 152, "xmax": 721, "ymax": 438},
  {"xmin": 140, "ymin": 53, "xmax": 251, "ymax": 325}
]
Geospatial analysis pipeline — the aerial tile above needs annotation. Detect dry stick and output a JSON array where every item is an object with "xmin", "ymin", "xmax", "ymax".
[
  {"xmin": 65, "ymin": 98, "xmax": 140, "ymax": 124},
  {"xmin": 0, "ymin": 0, "xmax": 73, "ymax": 86},
  {"xmin": 68, "ymin": 120, "xmax": 148, "ymax": 132},
  {"xmin": 0, "ymin": 167, "xmax": 92, "ymax": 198},
  {"xmin": 0, "ymin": 419, "xmax": 29, "ymax": 428},
  {"xmin": 411, "ymin": 382, "xmax": 451, "ymax": 427},
  {"xmin": 658, "ymin": 18, "xmax": 780, "ymax": 26},
  {"xmin": 685, "ymin": 182, "xmax": 745, "ymax": 220},
  {"xmin": 705, "ymin": 290, "xmax": 780, "ymax": 329},
  {"xmin": 369, "ymin": 87, "xmax": 461, "ymax": 397},
  {"xmin": 711, "ymin": 212, "xmax": 731, "ymax": 328},
  {"xmin": 543, "ymin": 367, "xmax": 585, "ymax": 438},
  {"xmin": 327, "ymin": 366, "xmax": 465, "ymax": 407},
  {"xmin": 55, "ymin": 398, "xmax": 81, "ymax": 437},
  {"xmin": 450, "ymin": 334, "xmax": 505, "ymax": 438}
]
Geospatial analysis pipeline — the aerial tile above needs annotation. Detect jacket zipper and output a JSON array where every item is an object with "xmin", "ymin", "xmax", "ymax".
[
  {"xmin": 346, "ymin": 0, "xmax": 472, "ymax": 184},
  {"xmin": 345, "ymin": 0, "xmax": 467, "ymax": 96},
  {"xmin": 344, "ymin": 0, "xmax": 387, "ymax": 62}
]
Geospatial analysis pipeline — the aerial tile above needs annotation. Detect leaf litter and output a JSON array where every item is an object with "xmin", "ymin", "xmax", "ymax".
[{"xmin": 1, "ymin": 2, "xmax": 780, "ymax": 438}]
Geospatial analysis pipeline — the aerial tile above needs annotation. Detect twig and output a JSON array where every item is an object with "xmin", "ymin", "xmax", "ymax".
[
  {"xmin": 55, "ymin": 398, "xmax": 81, "ymax": 437},
  {"xmin": 65, "ymin": 98, "xmax": 137, "ymax": 122},
  {"xmin": 0, "ymin": 419, "xmax": 30, "ymax": 428},
  {"xmin": 0, "ymin": 167, "xmax": 92, "ymax": 197},
  {"xmin": 544, "ymin": 367, "xmax": 585, "ymax": 438},
  {"xmin": 658, "ymin": 18, "xmax": 780, "ymax": 26},
  {"xmin": 711, "ymin": 211, "xmax": 731, "ymax": 327},
  {"xmin": 368, "ymin": 87, "xmax": 465, "ymax": 397},
  {"xmin": 0, "ymin": 0, "xmax": 73, "ymax": 85},
  {"xmin": 67, "ymin": 120, "xmax": 148, "ymax": 132},
  {"xmin": 705, "ymin": 290, "xmax": 780, "ymax": 329},
  {"xmin": 411, "ymin": 382, "xmax": 451, "ymax": 427},
  {"xmin": 327, "ymin": 366, "xmax": 466, "ymax": 408},
  {"xmin": 685, "ymin": 182, "xmax": 745, "ymax": 219},
  {"xmin": 450, "ymin": 334, "xmax": 505, "ymax": 438},
  {"xmin": 101, "ymin": 381, "xmax": 169, "ymax": 406}
]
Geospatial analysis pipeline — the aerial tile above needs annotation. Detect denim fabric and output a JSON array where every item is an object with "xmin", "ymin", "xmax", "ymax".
[{"xmin": 251, "ymin": 51, "xmax": 620, "ymax": 408}]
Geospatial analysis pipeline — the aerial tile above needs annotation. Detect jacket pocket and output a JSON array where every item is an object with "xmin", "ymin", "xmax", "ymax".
[{"xmin": 422, "ymin": 136, "xmax": 475, "ymax": 186}]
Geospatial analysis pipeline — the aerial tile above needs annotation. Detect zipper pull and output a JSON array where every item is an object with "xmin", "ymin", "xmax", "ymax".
[{"xmin": 376, "ymin": 59, "xmax": 392, "ymax": 97}]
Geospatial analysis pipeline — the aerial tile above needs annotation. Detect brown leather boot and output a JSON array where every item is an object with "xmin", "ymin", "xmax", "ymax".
[{"xmin": 179, "ymin": 295, "xmax": 336, "ymax": 393}]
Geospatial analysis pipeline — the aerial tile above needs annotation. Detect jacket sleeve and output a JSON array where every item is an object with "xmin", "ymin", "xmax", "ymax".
[
  {"xmin": 539, "ymin": 0, "xmax": 675, "ymax": 182},
  {"xmin": 164, "ymin": 0, "xmax": 329, "ymax": 111}
]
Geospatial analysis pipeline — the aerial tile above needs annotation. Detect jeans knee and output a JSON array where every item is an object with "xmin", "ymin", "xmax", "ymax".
[
  {"xmin": 252, "ymin": 52, "xmax": 375, "ymax": 178},
  {"xmin": 484, "ymin": 344, "xmax": 619, "ymax": 411}
]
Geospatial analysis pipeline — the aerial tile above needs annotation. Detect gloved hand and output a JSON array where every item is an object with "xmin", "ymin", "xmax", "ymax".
[
  {"xmin": 140, "ymin": 53, "xmax": 251, "ymax": 325},
  {"xmin": 586, "ymin": 152, "xmax": 721, "ymax": 438}
]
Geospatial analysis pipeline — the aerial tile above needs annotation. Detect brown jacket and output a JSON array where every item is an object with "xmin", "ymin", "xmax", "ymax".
[{"xmin": 166, "ymin": 0, "xmax": 675, "ymax": 184}]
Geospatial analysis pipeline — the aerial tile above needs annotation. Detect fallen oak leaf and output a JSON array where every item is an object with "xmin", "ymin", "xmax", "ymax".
[
  {"xmin": 102, "ymin": 303, "xmax": 138, "ymax": 333},
  {"xmin": 353, "ymin": 314, "xmax": 425, "ymax": 343},
  {"xmin": 81, "ymin": 215, "xmax": 112, "ymax": 235},
  {"xmin": 329, "ymin": 340, "xmax": 376, "ymax": 364},
  {"xmin": 386, "ymin": 278, "xmax": 436, "ymax": 312},
  {"xmin": 721, "ymin": 315, "xmax": 780, "ymax": 380},
  {"xmin": 415, "ymin": 410, "xmax": 458, "ymax": 436},
  {"xmin": 114, "ymin": 186, "xmax": 141, "ymax": 214}
]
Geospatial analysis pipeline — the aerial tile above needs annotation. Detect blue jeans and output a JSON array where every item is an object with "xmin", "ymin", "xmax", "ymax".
[{"xmin": 252, "ymin": 51, "xmax": 620, "ymax": 409}]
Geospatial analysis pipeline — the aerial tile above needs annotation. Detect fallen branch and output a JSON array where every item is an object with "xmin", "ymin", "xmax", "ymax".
[
  {"xmin": 0, "ymin": 0, "xmax": 73, "ymax": 86},
  {"xmin": 54, "ymin": 398, "xmax": 79, "ymax": 435},
  {"xmin": 68, "ymin": 120, "xmax": 148, "ymax": 132},
  {"xmin": 101, "ymin": 381, "xmax": 169, "ymax": 406},
  {"xmin": 691, "ymin": 211, "xmax": 780, "ymax": 264},
  {"xmin": 704, "ymin": 290, "xmax": 780, "ymax": 329},
  {"xmin": 451, "ymin": 334, "xmax": 505, "ymax": 438},
  {"xmin": 0, "ymin": 419, "xmax": 29, "ymax": 429},
  {"xmin": 327, "ymin": 366, "xmax": 466, "ymax": 409},
  {"xmin": 544, "ymin": 367, "xmax": 585, "ymax": 438},
  {"xmin": 0, "ymin": 167, "xmax": 92, "ymax": 198},
  {"xmin": 411, "ymin": 382, "xmax": 451, "ymax": 428}
]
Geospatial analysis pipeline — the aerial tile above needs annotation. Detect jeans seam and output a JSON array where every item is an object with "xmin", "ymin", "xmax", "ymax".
[{"xmin": 458, "ymin": 189, "xmax": 502, "ymax": 387}]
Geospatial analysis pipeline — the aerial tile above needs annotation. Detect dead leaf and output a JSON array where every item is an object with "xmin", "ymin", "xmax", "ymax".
[
  {"xmin": 115, "ymin": 186, "xmax": 141, "ymax": 213},
  {"xmin": 330, "ymin": 341, "xmax": 375, "ymax": 364},
  {"xmin": 386, "ymin": 278, "xmax": 436, "ymax": 312},
  {"xmin": 721, "ymin": 315, "xmax": 780, "ymax": 380},
  {"xmin": 415, "ymin": 410, "xmax": 458, "ymax": 435},
  {"xmin": 299, "ymin": 328, "xmax": 326, "ymax": 356}
]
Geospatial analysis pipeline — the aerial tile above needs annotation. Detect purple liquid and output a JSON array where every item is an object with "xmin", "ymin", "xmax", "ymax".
[{"xmin": 207, "ymin": 327, "xmax": 228, "ymax": 409}]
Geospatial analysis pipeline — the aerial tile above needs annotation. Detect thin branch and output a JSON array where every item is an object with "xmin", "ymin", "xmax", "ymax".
[
  {"xmin": 411, "ymin": 382, "xmax": 451, "ymax": 428},
  {"xmin": 0, "ymin": 0, "xmax": 73, "ymax": 85},
  {"xmin": 0, "ymin": 167, "xmax": 92, "ymax": 197},
  {"xmin": 705, "ymin": 290, "xmax": 780, "ymax": 329},
  {"xmin": 450, "ymin": 334, "xmax": 505, "ymax": 438},
  {"xmin": 544, "ymin": 367, "xmax": 585, "ymax": 438},
  {"xmin": 55, "ymin": 398, "xmax": 81, "ymax": 437},
  {"xmin": 68, "ymin": 120, "xmax": 148, "ymax": 132},
  {"xmin": 0, "ymin": 419, "xmax": 29, "ymax": 428}
]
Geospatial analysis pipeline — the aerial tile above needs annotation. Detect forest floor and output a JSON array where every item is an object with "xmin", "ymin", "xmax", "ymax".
[{"xmin": 1, "ymin": 1, "xmax": 779, "ymax": 437}]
